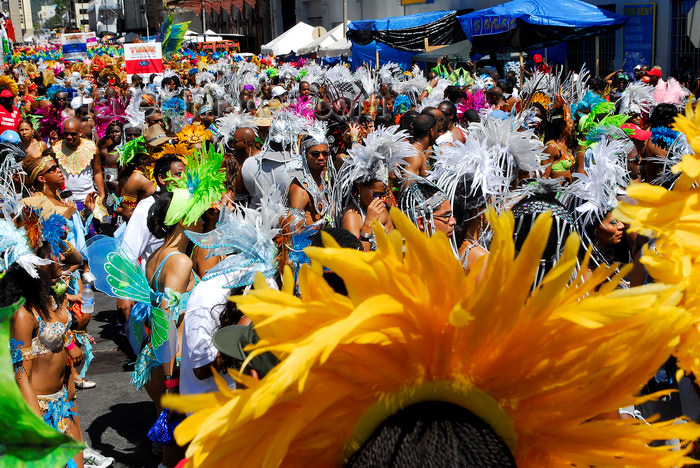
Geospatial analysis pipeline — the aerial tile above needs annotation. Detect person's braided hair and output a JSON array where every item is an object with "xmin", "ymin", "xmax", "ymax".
[{"xmin": 346, "ymin": 401, "xmax": 515, "ymax": 468}]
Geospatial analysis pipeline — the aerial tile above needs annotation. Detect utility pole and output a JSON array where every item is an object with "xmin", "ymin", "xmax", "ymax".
[
  {"xmin": 343, "ymin": 0, "xmax": 347, "ymax": 38},
  {"xmin": 143, "ymin": 1, "xmax": 149, "ymax": 38},
  {"xmin": 201, "ymin": 0, "xmax": 206, "ymax": 41}
]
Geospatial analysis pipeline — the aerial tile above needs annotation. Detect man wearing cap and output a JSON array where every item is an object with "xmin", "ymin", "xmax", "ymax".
[
  {"xmin": 0, "ymin": 86, "xmax": 21, "ymax": 134},
  {"xmin": 646, "ymin": 67, "xmax": 663, "ymax": 87},
  {"xmin": 533, "ymin": 54, "xmax": 551, "ymax": 74}
]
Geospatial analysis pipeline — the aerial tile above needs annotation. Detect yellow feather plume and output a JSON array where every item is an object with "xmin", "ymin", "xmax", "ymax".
[
  {"xmin": 164, "ymin": 209, "xmax": 699, "ymax": 468},
  {"xmin": 615, "ymin": 100, "xmax": 700, "ymax": 376}
]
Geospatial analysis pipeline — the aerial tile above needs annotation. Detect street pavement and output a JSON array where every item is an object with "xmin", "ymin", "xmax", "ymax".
[{"xmin": 76, "ymin": 291, "xmax": 160, "ymax": 468}]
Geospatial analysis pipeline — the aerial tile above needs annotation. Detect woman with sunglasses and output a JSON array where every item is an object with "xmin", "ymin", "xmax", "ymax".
[{"xmin": 288, "ymin": 131, "xmax": 332, "ymax": 227}]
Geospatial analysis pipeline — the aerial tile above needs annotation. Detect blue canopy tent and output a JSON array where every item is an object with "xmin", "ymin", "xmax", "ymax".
[
  {"xmin": 457, "ymin": 0, "xmax": 627, "ymax": 53},
  {"xmin": 348, "ymin": 10, "xmax": 467, "ymax": 69}
]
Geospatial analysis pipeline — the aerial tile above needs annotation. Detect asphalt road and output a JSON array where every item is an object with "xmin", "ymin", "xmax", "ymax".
[{"xmin": 75, "ymin": 291, "xmax": 160, "ymax": 468}]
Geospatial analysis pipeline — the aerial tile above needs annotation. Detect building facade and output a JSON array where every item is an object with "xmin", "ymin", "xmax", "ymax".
[
  {"xmin": 87, "ymin": 0, "xmax": 119, "ymax": 35},
  {"xmin": 3, "ymin": 0, "xmax": 34, "ymax": 41},
  {"xmin": 288, "ymin": 0, "xmax": 700, "ymax": 78}
]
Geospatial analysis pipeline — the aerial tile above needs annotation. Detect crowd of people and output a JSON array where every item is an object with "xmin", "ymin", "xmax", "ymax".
[{"xmin": 1, "ymin": 49, "xmax": 700, "ymax": 468}]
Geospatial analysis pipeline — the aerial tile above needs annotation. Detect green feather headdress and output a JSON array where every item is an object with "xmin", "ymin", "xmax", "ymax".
[
  {"xmin": 118, "ymin": 136, "xmax": 147, "ymax": 166},
  {"xmin": 577, "ymin": 101, "xmax": 616, "ymax": 135},
  {"xmin": 164, "ymin": 142, "xmax": 226, "ymax": 227},
  {"xmin": 580, "ymin": 114, "xmax": 631, "ymax": 148}
]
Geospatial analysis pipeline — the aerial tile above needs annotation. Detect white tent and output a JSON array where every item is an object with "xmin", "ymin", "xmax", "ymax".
[
  {"xmin": 184, "ymin": 29, "xmax": 223, "ymax": 43},
  {"xmin": 297, "ymin": 21, "xmax": 351, "ymax": 57},
  {"xmin": 260, "ymin": 22, "xmax": 315, "ymax": 56}
]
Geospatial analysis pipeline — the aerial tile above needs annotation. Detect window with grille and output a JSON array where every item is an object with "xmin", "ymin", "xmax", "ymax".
[
  {"xmin": 566, "ymin": 4, "xmax": 617, "ymax": 76},
  {"xmin": 672, "ymin": 0, "xmax": 700, "ymax": 76}
]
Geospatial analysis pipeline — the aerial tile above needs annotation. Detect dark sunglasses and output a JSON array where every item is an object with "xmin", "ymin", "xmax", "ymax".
[
  {"xmin": 44, "ymin": 165, "xmax": 61, "ymax": 174},
  {"xmin": 308, "ymin": 150, "xmax": 329, "ymax": 157},
  {"xmin": 64, "ymin": 131, "xmax": 80, "ymax": 136},
  {"xmin": 371, "ymin": 190, "xmax": 390, "ymax": 199}
]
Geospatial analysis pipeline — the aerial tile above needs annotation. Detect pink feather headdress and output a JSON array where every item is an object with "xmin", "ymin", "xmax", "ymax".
[
  {"xmin": 94, "ymin": 97, "xmax": 129, "ymax": 140},
  {"xmin": 654, "ymin": 78, "xmax": 690, "ymax": 108},
  {"xmin": 34, "ymin": 104, "xmax": 65, "ymax": 141}
]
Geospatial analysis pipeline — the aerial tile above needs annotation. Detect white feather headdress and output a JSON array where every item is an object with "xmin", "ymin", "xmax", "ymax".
[
  {"xmin": 331, "ymin": 125, "xmax": 413, "ymax": 221},
  {"xmin": 430, "ymin": 132, "xmax": 509, "ymax": 205},
  {"xmin": 215, "ymin": 112, "xmax": 258, "ymax": 148},
  {"xmin": 469, "ymin": 114, "xmax": 546, "ymax": 183},
  {"xmin": 561, "ymin": 136, "xmax": 628, "ymax": 230},
  {"xmin": 0, "ymin": 220, "xmax": 51, "ymax": 278},
  {"xmin": 619, "ymin": 82, "xmax": 656, "ymax": 116}
]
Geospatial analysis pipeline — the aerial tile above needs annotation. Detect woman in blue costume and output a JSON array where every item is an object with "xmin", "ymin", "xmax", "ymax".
[{"xmin": 1, "ymin": 220, "xmax": 86, "ymax": 467}]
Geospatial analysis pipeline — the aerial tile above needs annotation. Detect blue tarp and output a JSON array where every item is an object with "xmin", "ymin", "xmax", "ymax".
[
  {"xmin": 458, "ymin": 0, "xmax": 627, "ymax": 52},
  {"xmin": 348, "ymin": 10, "xmax": 453, "ymax": 32},
  {"xmin": 351, "ymin": 41, "xmax": 414, "ymax": 70}
]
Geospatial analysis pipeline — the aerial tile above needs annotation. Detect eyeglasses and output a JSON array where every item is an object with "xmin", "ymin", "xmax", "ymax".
[
  {"xmin": 56, "ymin": 97, "xmax": 67, "ymax": 101},
  {"xmin": 433, "ymin": 211, "xmax": 454, "ymax": 222},
  {"xmin": 64, "ymin": 131, "xmax": 79, "ymax": 136},
  {"xmin": 151, "ymin": 118, "xmax": 163, "ymax": 124},
  {"xmin": 308, "ymin": 150, "xmax": 329, "ymax": 157}
]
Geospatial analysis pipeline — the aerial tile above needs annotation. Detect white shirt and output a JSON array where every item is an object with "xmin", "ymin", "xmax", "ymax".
[
  {"xmin": 120, "ymin": 195, "xmax": 163, "ymax": 263},
  {"xmin": 180, "ymin": 274, "xmax": 237, "ymax": 395},
  {"xmin": 62, "ymin": 165, "xmax": 95, "ymax": 203},
  {"xmin": 241, "ymin": 149, "xmax": 300, "ymax": 209}
]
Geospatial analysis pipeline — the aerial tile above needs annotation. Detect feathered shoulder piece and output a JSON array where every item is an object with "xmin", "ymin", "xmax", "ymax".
[
  {"xmin": 165, "ymin": 142, "xmax": 226, "ymax": 227},
  {"xmin": 0, "ymin": 142, "xmax": 26, "ymax": 220},
  {"xmin": 118, "ymin": 136, "xmax": 147, "ymax": 166},
  {"xmin": 185, "ymin": 200, "xmax": 283, "ymax": 287},
  {"xmin": 0, "ymin": 219, "xmax": 51, "ymax": 278},
  {"xmin": 619, "ymin": 82, "xmax": 656, "ymax": 116}
]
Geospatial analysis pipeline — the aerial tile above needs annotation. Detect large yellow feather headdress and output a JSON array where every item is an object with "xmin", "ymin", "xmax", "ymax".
[
  {"xmin": 616, "ymin": 100, "xmax": 700, "ymax": 377},
  {"xmin": 164, "ymin": 208, "xmax": 700, "ymax": 467},
  {"xmin": 0, "ymin": 75, "xmax": 19, "ymax": 97}
]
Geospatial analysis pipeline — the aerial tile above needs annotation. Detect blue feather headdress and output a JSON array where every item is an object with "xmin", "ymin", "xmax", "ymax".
[{"xmin": 41, "ymin": 214, "xmax": 69, "ymax": 258}]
